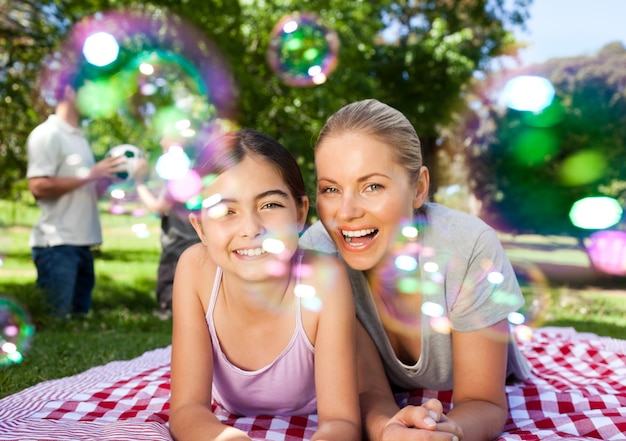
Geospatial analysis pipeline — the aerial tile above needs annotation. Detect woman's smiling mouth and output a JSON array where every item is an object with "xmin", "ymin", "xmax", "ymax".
[{"xmin": 341, "ymin": 228, "xmax": 378, "ymax": 247}]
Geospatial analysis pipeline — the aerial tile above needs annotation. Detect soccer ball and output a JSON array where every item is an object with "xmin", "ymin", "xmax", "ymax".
[{"xmin": 105, "ymin": 144, "xmax": 144, "ymax": 181}]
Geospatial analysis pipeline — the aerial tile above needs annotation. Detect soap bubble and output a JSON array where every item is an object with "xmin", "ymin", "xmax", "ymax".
[
  {"xmin": 267, "ymin": 12, "xmax": 339, "ymax": 87},
  {"xmin": 0, "ymin": 297, "xmax": 35, "ymax": 366},
  {"xmin": 37, "ymin": 6, "xmax": 236, "ymax": 144}
]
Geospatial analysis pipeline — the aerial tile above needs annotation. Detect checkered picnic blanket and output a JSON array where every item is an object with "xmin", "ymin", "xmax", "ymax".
[{"xmin": 0, "ymin": 327, "xmax": 624, "ymax": 440}]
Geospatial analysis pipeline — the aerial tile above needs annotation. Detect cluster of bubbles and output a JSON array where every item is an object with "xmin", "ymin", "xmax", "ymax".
[
  {"xmin": 42, "ymin": 8, "xmax": 341, "ymax": 234},
  {"xmin": 366, "ymin": 215, "xmax": 552, "ymax": 339},
  {"xmin": 0, "ymin": 297, "xmax": 35, "ymax": 366},
  {"xmin": 500, "ymin": 75, "xmax": 625, "ymax": 276}
]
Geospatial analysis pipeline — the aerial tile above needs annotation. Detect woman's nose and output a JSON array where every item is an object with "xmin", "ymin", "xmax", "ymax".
[{"xmin": 337, "ymin": 193, "xmax": 364, "ymax": 221}]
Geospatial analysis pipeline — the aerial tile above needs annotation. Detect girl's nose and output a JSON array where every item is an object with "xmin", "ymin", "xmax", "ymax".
[{"xmin": 239, "ymin": 211, "xmax": 265, "ymax": 238}]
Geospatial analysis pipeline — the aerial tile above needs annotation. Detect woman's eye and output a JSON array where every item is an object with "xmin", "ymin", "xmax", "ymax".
[
  {"xmin": 365, "ymin": 183, "xmax": 383, "ymax": 192},
  {"xmin": 319, "ymin": 186, "xmax": 339, "ymax": 194}
]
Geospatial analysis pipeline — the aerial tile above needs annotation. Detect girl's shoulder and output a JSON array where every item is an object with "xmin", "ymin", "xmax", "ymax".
[
  {"xmin": 298, "ymin": 249, "xmax": 351, "ymax": 302},
  {"xmin": 176, "ymin": 243, "xmax": 218, "ymax": 313}
]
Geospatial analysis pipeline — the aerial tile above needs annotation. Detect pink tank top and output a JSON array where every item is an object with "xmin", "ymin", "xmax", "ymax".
[{"xmin": 206, "ymin": 258, "xmax": 317, "ymax": 416}]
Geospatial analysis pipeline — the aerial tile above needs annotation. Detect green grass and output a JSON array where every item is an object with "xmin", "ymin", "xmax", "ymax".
[
  {"xmin": 0, "ymin": 199, "xmax": 170, "ymax": 398},
  {"xmin": 0, "ymin": 199, "xmax": 625, "ymax": 399}
]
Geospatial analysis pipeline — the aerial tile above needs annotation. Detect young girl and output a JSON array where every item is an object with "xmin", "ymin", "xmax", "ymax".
[{"xmin": 169, "ymin": 128, "xmax": 360, "ymax": 441}]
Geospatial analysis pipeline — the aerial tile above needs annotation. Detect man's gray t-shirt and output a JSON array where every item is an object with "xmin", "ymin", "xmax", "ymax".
[
  {"xmin": 26, "ymin": 115, "xmax": 101, "ymax": 248},
  {"xmin": 300, "ymin": 202, "xmax": 531, "ymax": 391}
]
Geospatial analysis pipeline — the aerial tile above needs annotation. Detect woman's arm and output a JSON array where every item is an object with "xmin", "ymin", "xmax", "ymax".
[
  {"xmin": 169, "ymin": 246, "xmax": 250, "ymax": 441},
  {"xmin": 446, "ymin": 319, "xmax": 510, "ymax": 441},
  {"xmin": 357, "ymin": 322, "xmax": 463, "ymax": 441},
  {"xmin": 311, "ymin": 255, "xmax": 361, "ymax": 441}
]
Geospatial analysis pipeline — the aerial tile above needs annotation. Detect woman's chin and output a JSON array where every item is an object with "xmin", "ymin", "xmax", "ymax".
[{"xmin": 338, "ymin": 249, "xmax": 378, "ymax": 272}]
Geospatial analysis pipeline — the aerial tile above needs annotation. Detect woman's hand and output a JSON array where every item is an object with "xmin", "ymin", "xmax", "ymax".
[{"xmin": 381, "ymin": 399, "xmax": 463, "ymax": 441}]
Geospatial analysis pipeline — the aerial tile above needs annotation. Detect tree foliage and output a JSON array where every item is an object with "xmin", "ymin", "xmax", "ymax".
[
  {"xmin": 0, "ymin": 0, "xmax": 531, "ymax": 215},
  {"xmin": 463, "ymin": 42, "xmax": 626, "ymax": 237}
]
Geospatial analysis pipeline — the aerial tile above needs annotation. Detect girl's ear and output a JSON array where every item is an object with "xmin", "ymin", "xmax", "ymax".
[
  {"xmin": 189, "ymin": 212, "xmax": 206, "ymax": 245},
  {"xmin": 412, "ymin": 166, "xmax": 430, "ymax": 209},
  {"xmin": 297, "ymin": 196, "xmax": 310, "ymax": 232}
]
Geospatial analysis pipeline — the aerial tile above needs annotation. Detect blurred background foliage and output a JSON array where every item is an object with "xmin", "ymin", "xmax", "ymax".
[
  {"xmin": 1, "ymin": 0, "xmax": 531, "ymax": 211},
  {"xmin": 2, "ymin": 0, "xmax": 625, "ymax": 237}
]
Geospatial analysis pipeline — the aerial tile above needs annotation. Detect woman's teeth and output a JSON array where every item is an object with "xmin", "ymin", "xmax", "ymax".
[{"xmin": 342, "ymin": 228, "xmax": 377, "ymax": 244}]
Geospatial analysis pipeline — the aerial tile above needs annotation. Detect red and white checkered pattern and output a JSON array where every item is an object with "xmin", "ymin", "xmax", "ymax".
[{"xmin": 0, "ymin": 327, "xmax": 624, "ymax": 440}]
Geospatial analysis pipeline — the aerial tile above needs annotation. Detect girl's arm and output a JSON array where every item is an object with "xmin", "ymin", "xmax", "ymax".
[
  {"xmin": 310, "ymin": 254, "xmax": 361, "ymax": 441},
  {"xmin": 169, "ymin": 245, "xmax": 251, "ymax": 441}
]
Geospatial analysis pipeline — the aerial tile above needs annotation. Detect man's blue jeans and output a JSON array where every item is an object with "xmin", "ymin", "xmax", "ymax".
[{"xmin": 31, "ymin": 245, "xmax": 95, "ymax": 317}]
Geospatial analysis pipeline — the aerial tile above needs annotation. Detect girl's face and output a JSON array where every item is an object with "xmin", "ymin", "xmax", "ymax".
[
  {"xmin": 315, "ymin": 131, "xmax": 428, "ymax": 273},
  {"xmin": 191, "ymin": 154, "xmax": 308, "ymax": 282}
]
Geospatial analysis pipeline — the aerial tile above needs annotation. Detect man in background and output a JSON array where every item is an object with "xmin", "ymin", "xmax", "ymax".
[{"xmin": 26, "ymin": 70, "xmax": 123, "ymax": 318}]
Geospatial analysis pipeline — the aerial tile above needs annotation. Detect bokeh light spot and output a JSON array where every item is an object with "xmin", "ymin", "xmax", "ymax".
[
  {"xmin": 422, "ymin": 301, "xmax": 444, "ymax": 317},
  {"xmin": 487, "ymin": 271, "xmax": 504, "ymax": 285},
  {"xmin": 167, "ymin": 170, "xmax": 202, "ymax": 203},
  {"xmin": 586, "ymin": 230, "xmax": 626, "ymax": 276},
  {"xmin": 402, "ymin": 226, "xmax": 418, "ymax": 238},
  {"xmin": 569, "ymin": 197, "xmax": 623, "ymax": 229},
  {"xmin": 397, "ymin": 277, "xmax": 420, "ymax": 294},
  {"xmin": 83, "ymin": 32, "xmax": 119, "ymax": 67},
  {"xmin": 423, "ymin": 261, "xmax": 439, "ymax": 273},
  {"xmin": 502, "ymin": 75, "xmax": 555, "ymax": 112},
  {"xmin": 155, "ymin": 146, "xmax": 191, "ymax": 180},
  {"xmin": 511, "ymin": 128, "xmax": 560, "ymax": 166},
  {"xmin": 294, "ymin": 283, "xmax": 316, "ymax": 299},
  {"xmin": 395, "ymin": 255, "xmax": 418, "ymax": 272},
  {"xmin": 263, "ymin": 238, "xmax": 286, "ymax": 255},
  {"xmin": 559, "ymin": 150, "xmax": 607, "ymax": 186}
]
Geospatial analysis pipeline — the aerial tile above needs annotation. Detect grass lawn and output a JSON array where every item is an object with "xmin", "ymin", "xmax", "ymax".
[
  {"xmin": 1, "ymin": 199, "xmax": 625, "ymax": 399},
  {"xmin": 0, "ymin": 199, "xmax": 171, "ymax": 398}
]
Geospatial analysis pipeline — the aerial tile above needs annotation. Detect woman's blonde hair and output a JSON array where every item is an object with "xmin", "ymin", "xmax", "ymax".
[{"xmin": 315, "ymin": 99, "xmax": 423, "ymax": 183}]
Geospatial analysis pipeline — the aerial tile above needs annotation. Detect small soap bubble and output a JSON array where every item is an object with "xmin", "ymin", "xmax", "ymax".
[
  {"xmin": 0, "ymin": 297, "xmax": 35, "ymax": 366},
  {"xmin": 267, "ymin": 12, "xmax": 339, "ymax": 87}
]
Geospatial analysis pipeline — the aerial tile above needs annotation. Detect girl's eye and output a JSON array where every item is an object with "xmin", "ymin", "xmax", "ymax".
[{"xmin": 261, "ymin": 202, "xmax": 284, "ymax": 209}]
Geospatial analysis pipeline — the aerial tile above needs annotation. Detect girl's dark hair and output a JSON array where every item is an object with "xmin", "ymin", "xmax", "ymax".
[{"xmin": 196, "ymin": 128, "xmax": 306, "ymax": 206}]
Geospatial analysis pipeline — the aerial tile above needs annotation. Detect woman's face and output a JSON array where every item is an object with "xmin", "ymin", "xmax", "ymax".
[{"xmin": 315, "ymin": 131, "xmax": 428, "ymax": 273}]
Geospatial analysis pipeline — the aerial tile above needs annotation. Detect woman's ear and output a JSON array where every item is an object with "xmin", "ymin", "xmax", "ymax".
[
  {"xmin": 189, "ymin": 213, "xmax": 206, "ymax": 245},
  {"xmin": 412, "ymin": 166, "xmax": 430, "ymax": 209},
  {"xmin": 297, "ymin": 196, "xmax": 310, "ymax": 232}
]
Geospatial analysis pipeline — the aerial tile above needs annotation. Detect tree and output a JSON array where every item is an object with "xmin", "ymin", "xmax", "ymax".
[
  {"xmin": 0, "ymin": 0, "xmax": 531, "ymax": 217},
  {"xmin": 463, "ymin": 42, "xmax": 626, "ymax": 237}
]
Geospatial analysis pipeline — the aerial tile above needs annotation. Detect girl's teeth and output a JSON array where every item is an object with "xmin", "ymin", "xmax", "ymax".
[{"xmin": 236, "ymin": 248, "xmax": 265, "ymax": 256}]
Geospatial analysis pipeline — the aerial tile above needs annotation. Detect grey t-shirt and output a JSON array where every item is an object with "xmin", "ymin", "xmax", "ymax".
[{"xmin": 300, "ymin": 202, "xmax": 531, "ymax": 391}]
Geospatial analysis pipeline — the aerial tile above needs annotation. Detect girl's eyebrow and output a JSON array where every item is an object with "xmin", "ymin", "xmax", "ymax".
[
  {"xmin": 256, "ymin": 189, "xmax": 289, "ymax": 200},
  {"xmin": 218, "ymin": 189, "xmax": 289, "ymax": 204}
]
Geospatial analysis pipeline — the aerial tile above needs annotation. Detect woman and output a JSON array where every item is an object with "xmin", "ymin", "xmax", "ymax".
[
  {"xmin": 300, "ymin": 99, "xmax": 530, "ymax": 441},
  {"xmin": 169, "ymin": 128, "xmax": 360, "ymax": 441}
]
